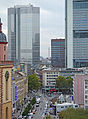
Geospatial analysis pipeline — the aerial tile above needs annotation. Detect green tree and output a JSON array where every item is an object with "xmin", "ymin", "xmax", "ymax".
[
  {"xmin": 66, "ymin": 76, "xmax": 73, "ymax": 88},
  {"xmin": 46, "ymin": 115, "xmax": 53, "ymax": 119},
  {"xmin": 56, "ymin": 76, "xmax": 66, "ymax": 89},
  {"xmin": 28, "ymin": 74, "xmax": 41, "ymax": 90},
  {"xmin": 22, "ymin": 97, "xmax": 36, "ymax": 116},
  {"xmin": 59, "ymin": 108, "xmax": 88, "ymax": 119},
  {"xmin": 22, "ymin": 103, "xmax": 32, "ymax": 116},
  {"xmin": 56, "ymin": 76, "xmax": 73, "ymax": 94},
  {"xmin": 30, "ymin": 97, "xmax": 36, "ymax": 105}
]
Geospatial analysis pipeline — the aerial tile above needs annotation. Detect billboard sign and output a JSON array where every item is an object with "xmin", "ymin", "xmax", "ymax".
[{"xmin": 15, "ymin": 86, "xmax": 17, "ymax": 101}]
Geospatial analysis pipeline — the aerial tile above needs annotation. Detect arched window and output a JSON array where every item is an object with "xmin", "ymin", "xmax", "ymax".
[
  {"xmin": 4, "ymin": 55, "xmax": 6, "ymax": 61},
  {"xmin": 6, "ymin": 79, "xmax": 8, "ymax": 100},
  {"xmin": 6, "ymin": 107, "xmax": 8, "ymax": 119},
  {"xmin": 5, "ymin": 71, "xmax": 9, "ymax": 100}
]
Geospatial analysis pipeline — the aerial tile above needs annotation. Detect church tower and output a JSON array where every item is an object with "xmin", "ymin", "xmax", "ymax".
[
  {"xmin": 0, "ymin": 18, "xmax": 7, "ymax": 61},
  {"xmin": 0, "ymin": 18, "xmax": 13, "ymax": 119}
]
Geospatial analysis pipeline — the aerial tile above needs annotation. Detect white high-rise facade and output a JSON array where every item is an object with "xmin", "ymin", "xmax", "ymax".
[{"xmin": 65, "ymin": 0, "xmax": 73, "ymax": 68}]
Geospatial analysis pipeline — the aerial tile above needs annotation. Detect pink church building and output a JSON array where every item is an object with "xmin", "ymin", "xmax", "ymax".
[{"xmin": 0, "ymin": 18, "xmax": 7, "ymax": 61}]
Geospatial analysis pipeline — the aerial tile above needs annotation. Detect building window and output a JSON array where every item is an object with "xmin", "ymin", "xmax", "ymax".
[
  {"xmin": 4, "ymin": 46, "xmax": 6, "ymax": 51},
  {"xmin": 73, "ymin": 31, "xmax": 88, "ymax": 38},
  {"xmin": 6, "ymin": 107, "xmax": 8, "ymax": 119},
  {"xmin": 73, "ymin": 2, "xmax": 88, "ymax": 9},
  {"xmin": 4, "ymin": 55, "xmax": 6, "ymax": 61},
  {"xmin": 85, "ymin": 95, "xmax": 88, "ymax": 99},
  {"xmin": 6, "ymin": 79, "xmax": 8, "ymax": 100},
  {"xmin": 61, "ymin": 106, "xmax": 64, "ymax": 108},
  {"xmin": 85, "ymin": 86, "xmax": 88, "ymax": 89}
]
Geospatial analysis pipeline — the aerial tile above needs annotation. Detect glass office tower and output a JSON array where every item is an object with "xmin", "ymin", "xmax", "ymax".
[
  {"xmin": 66, "ymin": 0, "xmax": 88, "ymax": 68},
  {"xmin": 51, "ymin": 39, "xmax": 65, "ymax": 68},
  {"xmin": 7, "ymin": 4, "xmax": 40, "ymax": 67}
]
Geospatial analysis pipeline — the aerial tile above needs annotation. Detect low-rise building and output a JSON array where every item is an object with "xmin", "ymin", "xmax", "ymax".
[
  {"xmin": 42, "ymin": 67, "xmax": 84, "ymax": 92},
  {"xmin": 59, "ymin": 68, "xmax": 83, "ymax": 78},
  {"xmin": 42, "ymin": 68, "xmax": 60, "ymax": 91},
  {"xmin": 12, "ymin": 72, "xmax": 28, "ymax": 109}
]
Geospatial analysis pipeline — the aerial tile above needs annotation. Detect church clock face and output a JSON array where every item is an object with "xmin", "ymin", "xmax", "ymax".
[{"xmin": 5, "ymin": 71, "xmax": 9, "ymax": 81}]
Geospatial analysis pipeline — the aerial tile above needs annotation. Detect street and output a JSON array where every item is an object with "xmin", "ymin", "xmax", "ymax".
[
  {"xmin": 12, "ymin": 90, "xmax": 48, "ymax": 119},
  {"xmin": 12, "ymin": 90, "xmax": 59, "ymax": 119},
  {"xmin": 33, "ymin": 93, "xmax": 47, "ymax": 119}
]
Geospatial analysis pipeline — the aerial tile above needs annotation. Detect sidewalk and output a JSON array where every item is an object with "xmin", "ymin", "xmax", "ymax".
[{"xmin": 12, "ymin": 93, "xmax": 31, "ymax": 119}]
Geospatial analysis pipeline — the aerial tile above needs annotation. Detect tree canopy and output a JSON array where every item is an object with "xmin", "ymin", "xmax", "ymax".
[
  {"xmin": 59, "ymin": 108, "xmax": 88, "ymax": 119},
  {"xmin": 46, "ymin": 115, "xmax": 53, "ymax": 119},
  {"xmin": 56, "ymin": 76, "xmax": 73, "ymax": 94},
  {"xmin": 28, "ymin": 74, "xmax": 41, "ymax": 90}
]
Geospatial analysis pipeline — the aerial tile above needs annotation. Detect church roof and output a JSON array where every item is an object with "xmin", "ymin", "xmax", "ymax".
[
  {"xmin": 0, "ymin": 32, "xmax": 7, "ymax": 42},
  {"xmin": 0, "ymin": 18, "xmax": 7, "ymax": 43}
]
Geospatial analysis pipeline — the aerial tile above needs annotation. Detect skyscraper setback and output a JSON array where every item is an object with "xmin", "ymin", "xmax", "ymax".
[
  {"xmin": 7, "ymin": 4, "xmax": 40, "ymax": 67},
  {"xmin": 66, "ymin": 0, "xmax": 88, "ymax": 68}
]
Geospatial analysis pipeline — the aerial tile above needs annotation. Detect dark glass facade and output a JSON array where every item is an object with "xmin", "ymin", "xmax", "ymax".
[
  {"xmin": 73, "ymin": 0, "xmax": 88, "ymax": 68},
  {"xmin": 51, "ymin": 39, "xmax": 65, "ymax": 68}
]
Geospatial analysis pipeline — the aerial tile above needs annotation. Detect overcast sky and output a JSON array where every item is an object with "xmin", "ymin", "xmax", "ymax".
[{"xmin": 0, "ymin": 0, "xmax": 65, "ymax": 58}]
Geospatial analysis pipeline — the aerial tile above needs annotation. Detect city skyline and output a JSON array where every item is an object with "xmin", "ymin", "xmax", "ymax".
[{"xmin": 0, "ymin": 0, "xmax": 65, "ymax": 58}]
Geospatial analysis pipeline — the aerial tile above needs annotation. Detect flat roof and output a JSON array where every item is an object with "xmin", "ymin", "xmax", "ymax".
[{"xmin": 55, "ymin": 103, "xmax": 78, "ymax": 106}]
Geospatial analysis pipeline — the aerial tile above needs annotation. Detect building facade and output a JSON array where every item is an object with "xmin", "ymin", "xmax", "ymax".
[
  {"xmin": 66, "ymin": 0, "xmax": 88, "ymax": 68},
  {"xmin": 7, "ymin": 4, "xmax": 40, "ymax": 67},
  {"xmin": 59, "ymin": 68, "xmax": 83, "ymax": 78},
  {"xmin": 42, "ymin": 69, "xmax": 60, "ymax": 91},
  {"xmin": 51, "ymin": 39, "xmax": 65, "ymax": 68},
  {"xmin": 42, "ymin": 67, "xmax": 84, "ymax": 90},
  {"xmin": 12, "ymin": 72, "xmax": 28, "ymax": 109},
  {"xmin": 65, "ymin": 0, "xmax": 73, "ymax": 68},
  {"xmin": 73, "ymin": 74, "xmax": 88, "ymax": 109},
  {"xmin": 84, "ymin": 78, "xmax": 88, "ymax": 109},
  {"xmin": 0, "ymin": 18, "xmax": 13, "ymax": 119}
]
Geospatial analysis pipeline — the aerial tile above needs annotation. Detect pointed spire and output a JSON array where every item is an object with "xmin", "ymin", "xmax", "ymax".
[{"xmin": 0, "ymin": 18, "xmax": 2, "ymax": 33}]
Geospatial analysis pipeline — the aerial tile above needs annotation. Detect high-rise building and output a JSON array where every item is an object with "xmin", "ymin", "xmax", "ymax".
[
  {"xmin": 0, "ymin": 18, "xmax": 13, "ymax": 119},
  {"xmin": 66, "ymin": 0, "xmax": 88, "ymax": 68},
  {"xmin": 65, "ymin": 0, "xmax": 73, "ymax": 68},
  {"xmin": 7, "ymin": 4, "xmax": 40, "ymax": 67},
  {"xmin": 51, "ymin": 39, "xmax": 65, "ymax": 68}
]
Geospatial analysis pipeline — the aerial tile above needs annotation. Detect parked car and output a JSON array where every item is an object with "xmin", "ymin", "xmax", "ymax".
[
  {"xmin": 28, "ymin": 113, "xmax": 33, "ymax": 118},
  {"xmin": 32, "ymin": 109, "xmax": 36, "ymax": 114},
  {"xmin": 28, "ymin": 115, "xmax": 31, "ymax": 119},
  {"xmin": 36, "ymin": 103, "xmax": 39, "ymax": 107}
]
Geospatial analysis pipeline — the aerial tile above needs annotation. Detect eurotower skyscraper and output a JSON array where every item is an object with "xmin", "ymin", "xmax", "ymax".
[
  {"xmin": 66, "ymin": 0, "xmax": 88, "ymax": 68},
  {"xmin": 7, "ymin": 4, "xmax": 40, "ymax": 67}
]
